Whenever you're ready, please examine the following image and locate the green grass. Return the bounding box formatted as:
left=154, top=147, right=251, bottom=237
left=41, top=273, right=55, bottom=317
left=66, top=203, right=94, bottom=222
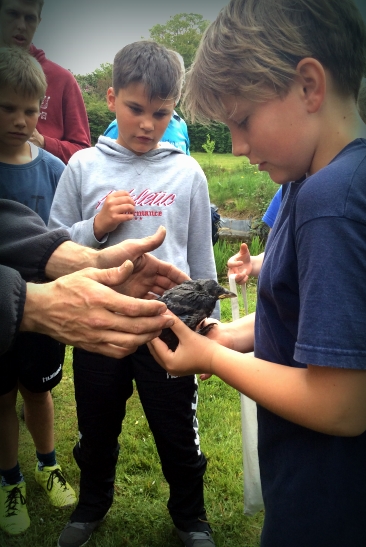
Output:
left=191, top=152, right=278, bottom=218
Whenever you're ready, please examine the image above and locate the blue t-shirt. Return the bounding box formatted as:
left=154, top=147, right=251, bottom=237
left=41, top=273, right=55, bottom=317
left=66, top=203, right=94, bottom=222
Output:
left=104, top=111, right=190, bottom=155
left=0, top=148, right=64, bottom=224
left=256, top=139, right=366, bottom=547
left=262, top=186, right=282, bottom=228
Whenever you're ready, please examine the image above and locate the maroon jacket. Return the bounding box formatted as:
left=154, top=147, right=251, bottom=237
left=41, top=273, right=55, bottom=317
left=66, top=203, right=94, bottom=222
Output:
left=30, top=45, right=91, bottom=164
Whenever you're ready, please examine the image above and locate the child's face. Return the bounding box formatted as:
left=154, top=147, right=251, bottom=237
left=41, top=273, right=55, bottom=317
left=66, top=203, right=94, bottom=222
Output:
left=221, top=84, right=318, bottom=183
left=0, top=0, right=40, bottom=49
left=107, top=82, right=175, bottom=155
left=0, top=86, right=40, bottom=150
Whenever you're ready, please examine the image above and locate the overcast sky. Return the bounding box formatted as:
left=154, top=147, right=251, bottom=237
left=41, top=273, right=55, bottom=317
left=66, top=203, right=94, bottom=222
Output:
left=34, top=0, right=229, bottom=75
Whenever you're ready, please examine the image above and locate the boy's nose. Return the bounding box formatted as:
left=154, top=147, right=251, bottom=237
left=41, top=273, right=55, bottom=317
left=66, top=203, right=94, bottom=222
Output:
left=231, top=132, right=250, bottom=157
left=14, top=115, right=26, bottom=127
left=139, top=118, right=154, bottom=132
left=16, top=16, right=27, bottom=30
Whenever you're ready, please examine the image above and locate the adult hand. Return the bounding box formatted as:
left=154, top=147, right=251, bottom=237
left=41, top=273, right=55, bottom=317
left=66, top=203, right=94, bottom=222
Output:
left=227, top=242, right=252, bottom=284
left=21, top=261, right=175, bottom=359
left=29, top=128, right=45, bottom=149
left=94, top=190, right=135, bottom=240
left=96, top=226, right=190, bottom=298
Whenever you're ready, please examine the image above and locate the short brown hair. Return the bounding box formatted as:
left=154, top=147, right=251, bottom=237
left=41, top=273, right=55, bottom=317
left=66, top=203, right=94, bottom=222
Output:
left=0, top=0, right=44, bottom=17
left=0, top=46, right=47, bottom=99
left=112, top=40, right=184, bottom=103
left=183, top=0, right=366, bottom=123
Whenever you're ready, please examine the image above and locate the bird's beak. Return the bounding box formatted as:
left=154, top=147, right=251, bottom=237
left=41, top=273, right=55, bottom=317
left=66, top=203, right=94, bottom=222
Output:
left=218, top=291, right=237, bottom=299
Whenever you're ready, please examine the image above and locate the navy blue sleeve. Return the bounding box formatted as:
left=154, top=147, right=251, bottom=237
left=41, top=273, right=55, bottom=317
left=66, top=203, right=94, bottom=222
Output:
left=294, top=215, right=366, bottom=369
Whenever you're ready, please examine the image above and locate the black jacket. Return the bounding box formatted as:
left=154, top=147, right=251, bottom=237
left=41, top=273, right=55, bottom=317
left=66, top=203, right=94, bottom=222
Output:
left=0, top=200, right=70, bottom=355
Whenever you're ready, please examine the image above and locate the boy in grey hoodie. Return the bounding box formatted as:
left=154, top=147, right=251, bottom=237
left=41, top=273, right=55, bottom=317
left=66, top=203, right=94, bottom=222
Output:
left=49, top=41, right=217, bottom=547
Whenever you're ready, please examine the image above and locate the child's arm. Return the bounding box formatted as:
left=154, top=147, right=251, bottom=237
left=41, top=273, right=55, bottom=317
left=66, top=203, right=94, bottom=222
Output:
left=227, top=243, right=264, bottom=283
left=93, top=191, right=135, bottom=241
left=148, top=317, right=366, bottom=437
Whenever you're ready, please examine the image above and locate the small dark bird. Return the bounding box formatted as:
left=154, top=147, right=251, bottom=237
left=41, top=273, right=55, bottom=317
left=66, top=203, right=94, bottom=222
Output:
left=158, top=279, right=236, bottom=350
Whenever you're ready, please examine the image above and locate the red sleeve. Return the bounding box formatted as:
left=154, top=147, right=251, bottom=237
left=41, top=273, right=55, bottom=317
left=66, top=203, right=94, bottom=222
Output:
left=35, top=56, right=91, bottom=164
left=42, top=77, right=91, bottom=163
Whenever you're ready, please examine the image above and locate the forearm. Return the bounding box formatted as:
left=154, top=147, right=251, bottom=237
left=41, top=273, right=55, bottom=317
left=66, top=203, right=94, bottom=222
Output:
left=44, top=241, right=98, bottom=279
left=216, top=313, right=256, bottom=353
left=251, top=253, right=265, bottom=277
left=210, top=349, right=366, bottom=436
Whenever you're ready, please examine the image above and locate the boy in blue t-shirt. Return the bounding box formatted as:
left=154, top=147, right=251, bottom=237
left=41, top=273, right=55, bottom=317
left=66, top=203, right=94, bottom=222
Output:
left=0, top=46, right=76, bottom=537
left=148, top=1, right=366, bottom=546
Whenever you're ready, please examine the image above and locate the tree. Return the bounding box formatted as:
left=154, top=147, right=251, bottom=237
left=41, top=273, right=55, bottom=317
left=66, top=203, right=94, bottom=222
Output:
left=74, top=63, right=113, bottom=101
left=147, top=13, right=210, bottom=69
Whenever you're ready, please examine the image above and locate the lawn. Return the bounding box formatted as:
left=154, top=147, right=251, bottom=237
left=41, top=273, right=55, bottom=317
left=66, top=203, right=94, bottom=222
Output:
left=191, top=152, right=278, bottom=219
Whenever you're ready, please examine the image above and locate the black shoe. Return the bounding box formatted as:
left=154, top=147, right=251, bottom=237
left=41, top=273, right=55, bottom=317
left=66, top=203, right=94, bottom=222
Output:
left=58, top=519, right=104, bottom=547
left=176, top=527, right=216, bottom=547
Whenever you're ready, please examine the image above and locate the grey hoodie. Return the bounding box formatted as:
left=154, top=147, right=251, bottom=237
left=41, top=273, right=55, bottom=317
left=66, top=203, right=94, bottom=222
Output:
left=49, top=136, right=218, bottom=300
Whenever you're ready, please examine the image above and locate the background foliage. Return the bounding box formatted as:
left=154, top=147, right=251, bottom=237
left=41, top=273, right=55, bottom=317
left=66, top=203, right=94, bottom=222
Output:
left=147, top=13, right=210, bottom=69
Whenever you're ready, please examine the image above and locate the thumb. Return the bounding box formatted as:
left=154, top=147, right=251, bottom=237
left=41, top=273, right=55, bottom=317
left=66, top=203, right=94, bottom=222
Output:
left=138, top=225, right=166, bottom=254
left=83, top=260, right=135, bottom=287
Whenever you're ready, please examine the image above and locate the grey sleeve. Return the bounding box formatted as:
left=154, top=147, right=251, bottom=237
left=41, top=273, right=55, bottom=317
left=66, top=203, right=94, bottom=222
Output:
left=48, top=163, right=106, bottom=248
left=187, top=173, right=220, bottom=319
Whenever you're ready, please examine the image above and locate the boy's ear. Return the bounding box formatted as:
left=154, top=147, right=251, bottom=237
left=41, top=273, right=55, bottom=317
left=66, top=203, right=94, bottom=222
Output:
left=296, top=58, right=326, bottom=114
left=107, top=87, right=116, bottom=113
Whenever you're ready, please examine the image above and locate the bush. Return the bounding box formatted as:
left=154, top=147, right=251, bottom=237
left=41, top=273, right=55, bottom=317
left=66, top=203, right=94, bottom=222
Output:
left=83, top=95, right=115, bottom=145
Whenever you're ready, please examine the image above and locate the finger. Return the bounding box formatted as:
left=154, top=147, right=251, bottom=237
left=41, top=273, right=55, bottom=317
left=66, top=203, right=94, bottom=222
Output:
left=154, top=261, right=190, bottom=286
left=147, top=338, right=171, bottom=366
left=239, top=242, right=249, bottom=254
left=199, top=373, right=212, bottom=381
left=81, top=263, right=168, bottom=315
left=135, top=226, right=167, bottom=254
left=79, top=341, right=139, bottom=359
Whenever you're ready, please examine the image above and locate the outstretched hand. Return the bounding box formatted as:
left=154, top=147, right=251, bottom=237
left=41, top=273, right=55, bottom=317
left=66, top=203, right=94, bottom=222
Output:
left=97, top=226, right=190, bottom=298
left=227, top=242, right=252, bottom=284
left=21, top=261, right=175, bottom=359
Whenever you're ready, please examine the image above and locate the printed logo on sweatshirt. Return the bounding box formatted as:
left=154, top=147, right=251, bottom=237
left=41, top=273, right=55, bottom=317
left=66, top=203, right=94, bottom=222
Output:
left=129, top=188, right=176, bottom=207
left=40, top=96, right=50, bottom=110
left=130, top=188, right=175, bottom=220
left=95, top=188, right=177, bottom=221
left=40, top=96, right=50, bottom=120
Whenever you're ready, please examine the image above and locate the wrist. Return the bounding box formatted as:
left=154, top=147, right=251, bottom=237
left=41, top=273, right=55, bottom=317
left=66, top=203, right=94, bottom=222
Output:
left=20, top=283, right=47, bottom=333
left=93, top=214, right=107, bottom=242
left=45, top=241, right=98, bottom=279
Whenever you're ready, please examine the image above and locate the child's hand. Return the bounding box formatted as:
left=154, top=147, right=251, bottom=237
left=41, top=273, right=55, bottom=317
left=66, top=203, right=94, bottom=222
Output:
left=94, top=190, right=135, bottom=240
left=148, top=315, right=217, bottom=377
left=227, top=242, right=252, bottom=284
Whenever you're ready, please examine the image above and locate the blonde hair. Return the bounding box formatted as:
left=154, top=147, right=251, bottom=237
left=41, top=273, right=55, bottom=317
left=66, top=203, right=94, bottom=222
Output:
left=113, top=40, right=184, bottom=103
left=0, top=47, right=47, bottom=99
left=182, top=0, right=366, bottom=123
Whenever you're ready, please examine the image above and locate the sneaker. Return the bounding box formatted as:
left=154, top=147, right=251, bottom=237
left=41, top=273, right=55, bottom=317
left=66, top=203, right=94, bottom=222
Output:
left=35, top=464, right=77, bottom=508
left=176, top=528, right=216, bottom=547
left=0, top=481, right=30, bottom=535
left=58, top=519, right=104, bottom=547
